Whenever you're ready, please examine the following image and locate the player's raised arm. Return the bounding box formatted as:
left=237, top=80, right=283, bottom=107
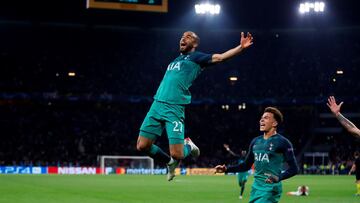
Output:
left=223, top=144, right=239, bottom=157
left=216, top=138, right=256, bottom=173
left=327, top=96, right=360, bottom=138
left=211, top=32, right=253, bottom=64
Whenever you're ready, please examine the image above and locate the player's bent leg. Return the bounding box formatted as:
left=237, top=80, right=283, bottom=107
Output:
left=166, top=143, right=182, bottom=181
left=164, top=113, right=188, bottom=181
left=165, top=138, right=200, bottom=181
left=237, top=174, right=242, bottom=187
left=137, top=135, right=171, bottom=165
left=169, top=142, right=185, bottom=160
left=239, top=182, right=245, bottom=199
left=136, top=135, right=154, bottom=152
left=169, top=138, right=199, bottom=160
left=138, top=101, right=165, bottom=153
left=240, top=181, right=246, bottom=192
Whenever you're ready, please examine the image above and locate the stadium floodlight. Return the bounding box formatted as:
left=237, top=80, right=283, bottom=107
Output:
left=314, top=2, right=325, bottom=12
left=229, top=76, right=238, bottom=81
left=299, top=1, right=325, bottom=14
left=238, top=103, right=246, bottom=111
left=336, top=70, right=343, bottom=75
left=68, top=71, right=76, bottom=77
left=195, top=3, right=221, bottom=15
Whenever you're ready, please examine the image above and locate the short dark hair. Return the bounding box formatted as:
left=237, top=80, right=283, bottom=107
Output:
left=264, top=107, right=284, bottom=126
left=187, top=31, right=200, bottom=45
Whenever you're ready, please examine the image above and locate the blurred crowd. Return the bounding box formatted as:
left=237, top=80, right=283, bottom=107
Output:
left=0, top=101, right=358, bottom=171
left=1, top=25, right=360, bottom=101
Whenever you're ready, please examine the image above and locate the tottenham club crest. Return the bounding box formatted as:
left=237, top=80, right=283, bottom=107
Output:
left=269, top=143, right=274, bottom=151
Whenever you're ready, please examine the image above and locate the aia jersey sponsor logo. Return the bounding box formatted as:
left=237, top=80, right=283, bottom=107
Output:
left=254, top=152, right=270, bottom=163
left=167, top=62, right=181, bottom=71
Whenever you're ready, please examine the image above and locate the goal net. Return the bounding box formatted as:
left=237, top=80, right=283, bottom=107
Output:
left=98, top=155, right=154, bottom=175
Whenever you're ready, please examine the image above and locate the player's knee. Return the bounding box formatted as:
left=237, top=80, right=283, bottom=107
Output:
left=170, top=152, right=184, bottom=160
left=136, top=142, right=150, bottom=152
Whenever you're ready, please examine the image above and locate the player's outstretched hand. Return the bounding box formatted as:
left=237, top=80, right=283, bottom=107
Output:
left=214, top=164, right=226, bottom=173
left=264, top=173, right=279, bottom=183
left=223, top=144, right=230, bottom=150
left=327, top=96, right=343, bottom=116
left=240, top=32, right=254, bottom=49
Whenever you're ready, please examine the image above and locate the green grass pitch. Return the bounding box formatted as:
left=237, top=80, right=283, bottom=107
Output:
left=0, top=174, right=358, bottom=203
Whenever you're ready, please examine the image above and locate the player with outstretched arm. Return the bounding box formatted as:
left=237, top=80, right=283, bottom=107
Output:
left=223, top=144, right=249, bottom=199
left=327, top=96, right=360, bottom=138
left=137, top=31, right=254, bottom=181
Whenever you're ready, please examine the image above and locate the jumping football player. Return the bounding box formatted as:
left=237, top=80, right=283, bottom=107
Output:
left=137, top=31, right=254, bottom=181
